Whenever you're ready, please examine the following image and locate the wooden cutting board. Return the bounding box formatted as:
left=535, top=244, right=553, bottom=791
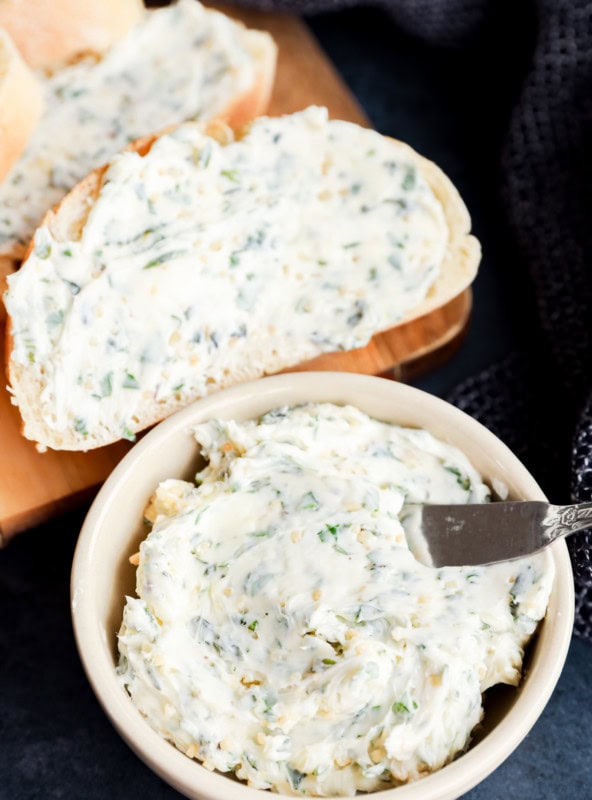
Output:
left=0, top=4, right=471, bottom=543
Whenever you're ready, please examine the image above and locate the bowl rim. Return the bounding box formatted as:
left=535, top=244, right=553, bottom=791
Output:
left=71, top=372, right=574, bottom=800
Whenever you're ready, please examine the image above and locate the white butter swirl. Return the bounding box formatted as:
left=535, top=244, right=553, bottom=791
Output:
left=118, top=403, right=553, bottom=796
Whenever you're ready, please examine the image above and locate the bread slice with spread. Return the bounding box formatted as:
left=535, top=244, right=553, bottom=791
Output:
left=0, top=0, right=277, bottom=265
left=4, top=107, right=481, bottom=451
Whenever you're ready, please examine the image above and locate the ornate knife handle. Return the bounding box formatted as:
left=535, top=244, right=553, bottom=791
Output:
left=542, top=502, right=592, bottom=544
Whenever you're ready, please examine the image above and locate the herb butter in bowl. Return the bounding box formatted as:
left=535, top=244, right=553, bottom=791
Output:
left=71, top=372, right=573, bottom=800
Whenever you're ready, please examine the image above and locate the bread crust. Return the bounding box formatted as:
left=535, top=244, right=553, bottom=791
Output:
left=0, top=0, right=144, bottom=72
left=0, top=30, right=43, bottom=183
left=221, top=28, right=277, bottom=130
left=387, top=139, right=480, bottom=325
left=6, top=120, right=480, bottom=451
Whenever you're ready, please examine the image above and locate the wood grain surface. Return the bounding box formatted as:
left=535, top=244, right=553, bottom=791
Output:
left=0, top=5, right=471, bottom=542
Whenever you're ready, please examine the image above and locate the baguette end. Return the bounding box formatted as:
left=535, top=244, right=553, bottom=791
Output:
left=0, top=30, right=44, bottom=183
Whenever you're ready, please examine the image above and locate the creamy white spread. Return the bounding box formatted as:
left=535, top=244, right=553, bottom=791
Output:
left=118, top=403, right=554, bottom=796
left=6, top=108, right=449, bottom=446
left=0, top=0, right=257, bottom=251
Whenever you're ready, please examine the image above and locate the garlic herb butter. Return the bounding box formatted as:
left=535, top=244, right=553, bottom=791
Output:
left=118, top=403, right=553, bottom=796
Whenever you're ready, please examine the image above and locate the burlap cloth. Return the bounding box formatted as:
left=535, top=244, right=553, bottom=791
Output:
left=234, top=0, right=592, bottom=640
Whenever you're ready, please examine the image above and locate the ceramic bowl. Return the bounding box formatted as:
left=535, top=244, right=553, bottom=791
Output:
left=71, top=372, right=574, bottom=800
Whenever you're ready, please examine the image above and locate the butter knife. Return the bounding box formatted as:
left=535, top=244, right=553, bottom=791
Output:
left=406, top=500, right=592, bottom=567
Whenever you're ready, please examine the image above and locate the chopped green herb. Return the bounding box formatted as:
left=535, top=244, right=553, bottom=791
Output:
left=35, top=242, right=51, bottom=259
left=318, top=523, right=340, bottom=542
left=64, top=279, right=81, bottom=295
left=295, top=297, right=311, bottom=314
left=402, top=167, right=416, bottom=191
left=221, top=168, right=240, bottom=183
left=262, top=695, right=276, bottom=717
left=244, top=571, right=273, bottom=596
left=392, top=701, right=410, bottom=714
left=351, top=182, right=362, bottom=194
left=173, top=383, right=184, bottom=392
left=229, top=253, right=240, bottom=267
left=343, top=241, right=360, bottom=249
left=444, top=465, right=471, bottom=491
left=62, top=249, right=73, bottom=257
left=143, top=250, right=184, bottom=269
left=287, top=767, right=306, bottom=790
left=123, top=373, right=140, bottom=389
left=317, top=259, right=328, bottom=266
left=199, top=142, right=213, bottom=167
left=322, top=658, right=336, bottom=665
left=46, top=310, right=64, bottom=329
left=248, top=620, right=258, bottom=632
left=245, top=229, right=266, bottom=249
left=99, top=372, right=113, bottom=398
left=509, top=597, right=520, bottom=619
left=74, top=417, right=88, bottom=436
left=122, top=427, right=137, bottom=442
left=248, top=530, right=271, bottom=538
left=383, top=197, right=407, bottom=210
left=299, top=491, right=319, bottom=511
left=347, top=300, right=366, bottom=327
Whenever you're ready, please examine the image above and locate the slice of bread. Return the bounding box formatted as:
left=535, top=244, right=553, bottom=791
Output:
left=0, top=0, right=144, bottom=72
left=0, top=0, right=277, bottom=265
left=0, top=30, right=43, bottom=183
left=4, top=108, right=480, bottom=451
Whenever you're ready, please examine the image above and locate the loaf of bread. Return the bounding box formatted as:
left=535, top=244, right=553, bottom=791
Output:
left=0, top=0, right=277, bottom=264
left=4, top=107, right=481, bottom=451
left=0, top=0, right=144, bottom=71
left=0, top=29, right=43, bottom=183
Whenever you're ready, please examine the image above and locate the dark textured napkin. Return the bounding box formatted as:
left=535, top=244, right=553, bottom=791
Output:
left=232, top=0, right=592, bottom=639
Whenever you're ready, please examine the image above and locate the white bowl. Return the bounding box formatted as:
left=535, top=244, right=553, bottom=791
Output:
left=71, top=372, right=574, bottom=800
